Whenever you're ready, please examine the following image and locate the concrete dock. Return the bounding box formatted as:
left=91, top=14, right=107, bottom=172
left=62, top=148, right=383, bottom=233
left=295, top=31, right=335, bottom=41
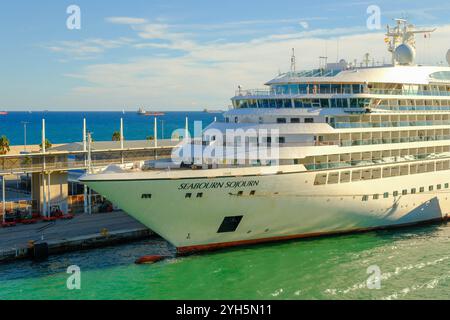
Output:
left=0, top=211, right=156, bottom=263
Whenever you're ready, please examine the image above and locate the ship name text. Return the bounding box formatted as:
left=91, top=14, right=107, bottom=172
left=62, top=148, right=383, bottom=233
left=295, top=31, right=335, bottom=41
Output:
left=178, top=180, right=259, bottom=190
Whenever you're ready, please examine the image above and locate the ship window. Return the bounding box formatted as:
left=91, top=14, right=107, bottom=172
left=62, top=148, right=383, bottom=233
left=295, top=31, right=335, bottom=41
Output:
left=383, top=192, right=389, bottom=198
left=291, top=118, right=300, bottom=123
left=362, top=195, right=369, bottom=201
left=340, top=171, right=351, bottom=183
left=327, top=172, right=339, bottom=184
left=430, top=71, right=450, bottom=81
left=237, top=191, right=243, bottom=197
left=351, top=170, right=361, bottom=182
left=197, top=192, right=203, bottom=198
left=314, top=173, right=327, bottom=185
left=217, top=216, right=243, bottom=233
left=429, top=186, right=434, bottom=191
left=304, top=118, right=314, bottom=123
left=382, top=167, right=391, bottom=178
left=277, top=118, right=287, bottom=123
left=185, top=193, right=192, bottom=198
left=391, top=167, right=400, bottom=177
left=437, top=184, right=442, bottom=190
left=250, top=190, right=256, bottom=196
left=362, top=169, right=371, bottom=180
left=234, top=117, right=238, bottom=123
left=393, top=191, right=399, bottom=197
left=141, top=194, right=152, bottom=199
left=445, top=183, right=449, bottom=189
left=402, top=190, right=407, bottom=195
left=411, top=188, right=416, bottom=194
left=400, top=165, right=409, bottom=176
left=352, top=84, right=362, bottom=94
left=373, top=194, right=379, bottom=200
left=278, top=137, right=286, bottom=144
left=420, top=187, right=425, bottom=193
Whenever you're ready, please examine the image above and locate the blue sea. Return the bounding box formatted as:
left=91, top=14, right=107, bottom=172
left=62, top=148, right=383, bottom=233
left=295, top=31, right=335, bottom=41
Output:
left=0, top=111, right=223, bottom=145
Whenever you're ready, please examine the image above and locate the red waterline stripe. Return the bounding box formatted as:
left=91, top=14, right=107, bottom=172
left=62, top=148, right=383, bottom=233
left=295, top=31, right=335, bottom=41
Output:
left=176, top=216, right=448, bottom=255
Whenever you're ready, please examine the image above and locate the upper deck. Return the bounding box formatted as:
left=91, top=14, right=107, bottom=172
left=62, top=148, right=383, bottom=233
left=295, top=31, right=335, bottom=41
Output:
left=233, top=66, right=450, bottom=102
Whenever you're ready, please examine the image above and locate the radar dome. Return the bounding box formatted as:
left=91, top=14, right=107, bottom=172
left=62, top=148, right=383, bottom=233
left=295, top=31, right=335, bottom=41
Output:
left=446, top=49, right=450, bottom=66
left=395, top=44, right=415, bottom=65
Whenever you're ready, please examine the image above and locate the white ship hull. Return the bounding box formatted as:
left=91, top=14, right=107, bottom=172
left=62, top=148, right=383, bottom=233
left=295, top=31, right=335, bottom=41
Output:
left=81, top=166, right=450, bottom=254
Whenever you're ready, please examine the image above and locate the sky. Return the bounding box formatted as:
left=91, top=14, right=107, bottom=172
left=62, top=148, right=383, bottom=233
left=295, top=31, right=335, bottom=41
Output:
left=1, top=0, right=450, bottom=111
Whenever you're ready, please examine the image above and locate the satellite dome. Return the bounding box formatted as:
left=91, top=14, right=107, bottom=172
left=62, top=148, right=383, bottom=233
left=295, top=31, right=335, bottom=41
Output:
left=395, top=44, right=415, bottom=65
left=446, top=49, right=450, bottom=66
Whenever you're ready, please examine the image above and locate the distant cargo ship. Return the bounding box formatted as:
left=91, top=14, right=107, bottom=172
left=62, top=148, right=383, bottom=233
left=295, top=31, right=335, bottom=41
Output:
left=0, top=111, right=8, bottom=115
left=203, top=108, right=224, bottom=113
left=137, top=107, right=165, bottom=116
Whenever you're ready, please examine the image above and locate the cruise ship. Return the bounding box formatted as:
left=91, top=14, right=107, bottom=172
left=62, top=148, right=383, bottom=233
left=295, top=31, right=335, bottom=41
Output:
left=80, top=20, right=450, bottom=254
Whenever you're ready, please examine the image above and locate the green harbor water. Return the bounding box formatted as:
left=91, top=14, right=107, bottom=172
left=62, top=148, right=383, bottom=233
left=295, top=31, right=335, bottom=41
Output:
left=2, top=223, right=450, bottom=300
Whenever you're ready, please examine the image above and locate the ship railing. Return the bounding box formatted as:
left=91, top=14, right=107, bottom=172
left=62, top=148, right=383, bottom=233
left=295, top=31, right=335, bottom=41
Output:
left=206, top=141, right=339, bottom=148
left=332, top=120, right=450, bottom=129
left=235, top=88, right=450, bottom=97
left=369, top=88, right=450, bottom=96
left=235, top=89, right=272, bottom=96
left=187, top=135, right=450, bottom=149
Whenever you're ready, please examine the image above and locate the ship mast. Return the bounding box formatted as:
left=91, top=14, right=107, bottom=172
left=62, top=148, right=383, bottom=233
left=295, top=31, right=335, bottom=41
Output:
left=385, top=18, right=436, bottom=65
left=290, top=48, right=296, bottom=73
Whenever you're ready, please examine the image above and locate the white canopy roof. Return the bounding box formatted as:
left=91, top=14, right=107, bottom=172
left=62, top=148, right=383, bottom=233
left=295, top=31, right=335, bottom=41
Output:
left=266, top=65, right=450, bottom=85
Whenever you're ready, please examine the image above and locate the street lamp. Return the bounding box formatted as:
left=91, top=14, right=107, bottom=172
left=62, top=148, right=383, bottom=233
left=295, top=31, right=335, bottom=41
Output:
left=160, top=119, right=165, bottom=140
left=21, top=121, right=29, bottom=152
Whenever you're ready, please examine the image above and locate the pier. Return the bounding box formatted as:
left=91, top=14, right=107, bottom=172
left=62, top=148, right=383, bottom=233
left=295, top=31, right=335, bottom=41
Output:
left=0, top=210, right=155, bottom=263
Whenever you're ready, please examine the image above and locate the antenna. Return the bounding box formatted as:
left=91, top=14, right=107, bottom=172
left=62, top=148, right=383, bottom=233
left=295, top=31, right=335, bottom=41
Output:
left=336, top=39, right=340, bottom=63
left=319, top=56, right=328, bottom=69
left=290, top=48, right=296, bottom=73
left=363, top=53, right=370, bottom=67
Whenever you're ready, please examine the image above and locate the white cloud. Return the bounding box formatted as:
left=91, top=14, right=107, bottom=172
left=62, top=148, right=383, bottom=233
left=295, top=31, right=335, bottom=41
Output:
left=133, top=23, right=172, bottom=40
left=44, top=38, right=135, bottom=60
left=106, top=17, right=148, bottom=25
left=299, top=21, right=309, bottom=29
left=57, top=20, right=450, bottom=110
